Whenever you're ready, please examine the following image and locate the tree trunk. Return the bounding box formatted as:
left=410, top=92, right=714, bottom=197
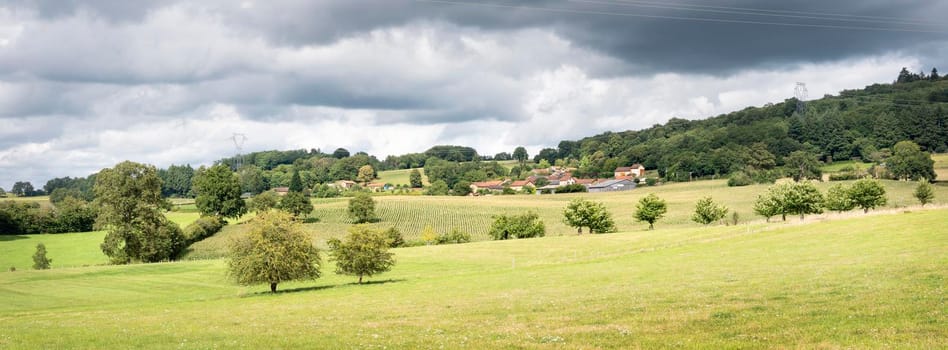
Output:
left=358, top=275, right=363, bottom=284
left=649, top=222, right=654, bottom=230
left=577, top=227, right=582, bottom=235
left=270, top=282, right=277, bottom=293
left=782, top=213, right=786, bottom=221
left=863, top=208, right=869, bottom=213
left=800, top=213, right=805, bottom=221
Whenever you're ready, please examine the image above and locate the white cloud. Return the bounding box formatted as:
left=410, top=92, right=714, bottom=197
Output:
left=0, top=2, right=933, bottom=189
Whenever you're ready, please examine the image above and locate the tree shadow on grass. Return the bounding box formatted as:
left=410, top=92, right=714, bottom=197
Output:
left=241, top=279, right=407, bottom=297
left=0, top=235, right=28, bottom=241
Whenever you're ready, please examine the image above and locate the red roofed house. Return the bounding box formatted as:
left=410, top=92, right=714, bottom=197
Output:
left=470, top=180, right=507, bottom=193
left=508, top=179, right=536, bottom=192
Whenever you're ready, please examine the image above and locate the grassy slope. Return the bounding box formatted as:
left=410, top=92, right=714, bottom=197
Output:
left=183, top=178, right=948, bottom=259
left=376, top=167, right=429, bottom=186
left=0, top=212, right=200, bottom=269
left=0, top=209, right=944, bottom=348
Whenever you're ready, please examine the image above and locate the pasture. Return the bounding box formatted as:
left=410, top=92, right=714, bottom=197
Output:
left=0, top=208, right=944, bottom=348
left=376, top=167, right=429, bottom=186
left=184, top=178, right=948, bottom=259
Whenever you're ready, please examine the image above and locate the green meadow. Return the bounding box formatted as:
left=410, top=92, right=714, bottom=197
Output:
left=1, top=208, right=945, bottom=348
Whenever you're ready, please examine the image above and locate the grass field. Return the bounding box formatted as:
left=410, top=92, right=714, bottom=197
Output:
left=0, top=208, right=944, bottom=348
left=182, top=178, right=948, bottom=259
left=933, top=153, right=948, bottom=182
left=376, top=167, right=429, bottom=186
left=0, top=211, right=201, bottom=270
left=819, top=160, right=872, bottom=173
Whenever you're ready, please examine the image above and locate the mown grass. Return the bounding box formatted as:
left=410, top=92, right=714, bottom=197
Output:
left=184, top=178, right=948, bottom=259
left=0, top=212, right=200, bottom=270
left=820, top=160, right=872, bottom=173
left=0, top=209, right=944, bottom=348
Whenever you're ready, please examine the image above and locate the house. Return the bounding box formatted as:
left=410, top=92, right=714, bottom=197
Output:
left=614, top=164, right=646, bottom=178
left=587, top=178, right=636, bottom=193
left=470, top=180, right=507, bottom=192
left=572, top=178, right=598, bottom=186
left=273, top=187, right=290, bottom=196
left=508, top=179, right=536, bottom=192
left=334, top=180, right=357, bottom=190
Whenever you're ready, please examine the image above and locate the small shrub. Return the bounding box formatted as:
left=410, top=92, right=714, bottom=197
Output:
left=645, top=178, right=658, bottom=186
left=437, top=228, right=471, bottom=244
left=727, top=172, right=753, bottom=187
left=32, top=243, right=51, bottom=270
left=489, top=212, right=546, bottom=240
left=420, top=225, right=439, bottom=245
left=730, top=211, right=739, bottom=226
left=183, top=216, right=225, bottom=245
left=385, top=227, right=404, bottom=248
left=914, top=180, right=934, bottom=206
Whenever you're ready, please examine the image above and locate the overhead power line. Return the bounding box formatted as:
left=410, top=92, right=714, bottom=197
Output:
left=416, top=0, right=948, bottom=34
left=571, top=0, right=947, bottom=28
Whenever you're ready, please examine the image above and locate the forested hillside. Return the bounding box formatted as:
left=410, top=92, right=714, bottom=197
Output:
left=556, top=72, right=948, bottom=179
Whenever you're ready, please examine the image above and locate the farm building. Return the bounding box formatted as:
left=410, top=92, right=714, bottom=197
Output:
left=614, top=164, right=646, bottom=178
left=588, top=178, right=636, bottom=193
left=334, top=180, right=357, bottom=190
left=470, top=180, right=507, bottom=192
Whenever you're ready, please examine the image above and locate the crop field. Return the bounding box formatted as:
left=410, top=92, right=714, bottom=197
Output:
left=1, top=208, right=945, bottom=348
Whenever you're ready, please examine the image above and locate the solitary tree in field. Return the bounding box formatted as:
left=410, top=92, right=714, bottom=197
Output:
left=563, top=198, right=616, bottom=234
left=32, top=243, right=51, bottom=270
left=95, top=161, right=185, bottom=264
left=348, top=192, right=377, bottom=224
left=409, top=169, right=423, bottom=188
left=848, top=178, right=887, bottom=213
left=692, top=196, right=728, bottom=225
left=279, top=191, right=313, bottom=218
left=228, top=211, right=321, bottom=292
left=824, top=183, right=855, bottom=213
left=327, top=225, right=395, bottom=284
left=357, top=165, right=375, bottom=185
left=914, top=180, right=934, bottom=206
left=634, top=193, right=668, bottom=230
left=192, top=164, right=247, bottom=220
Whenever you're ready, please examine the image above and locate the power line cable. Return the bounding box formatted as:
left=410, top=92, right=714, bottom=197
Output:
left=571, top=0, right=947, bottom=28
left=584, top=0, right=944, bottom=26
left=416, top=0, right=948, bottom=34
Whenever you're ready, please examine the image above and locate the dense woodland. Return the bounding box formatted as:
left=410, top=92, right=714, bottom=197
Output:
left=6, top=69, right=948, bottom=200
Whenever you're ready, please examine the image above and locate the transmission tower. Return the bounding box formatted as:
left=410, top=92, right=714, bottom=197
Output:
left=230, top=133, right=247, bottom=170
left=794, top=82, right=808, bottom=115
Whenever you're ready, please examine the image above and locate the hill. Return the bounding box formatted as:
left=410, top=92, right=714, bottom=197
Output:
left=1, top=208, right=945, bottom=348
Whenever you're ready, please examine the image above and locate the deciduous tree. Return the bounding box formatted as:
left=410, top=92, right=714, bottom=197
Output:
left=914, top=180, right=934, bottom=206
left=563, top=199, right=616, bottom=234
left=347, top=192, right=377, bottom=224
left=279, top=191, right=313, bottom=218
left=95, top=161, right=185, bottom=264
left=327, top=225, right=395, bottom=284
left=409, top=169, right=423, bottom=188
left=848, top=178, right=887, bottom=213
left=692, top=196, right=728, bottom=225
left=489, top=212, right=545, bottom=240
left=192, top=164, right=247, bottom=220
left=888, top=141, right=936, bottom=181
left=228, top=211, right=321, bottom=292
left=824, top=183, right=855, bottom=213
left=634, top=193, right=668, bottom=230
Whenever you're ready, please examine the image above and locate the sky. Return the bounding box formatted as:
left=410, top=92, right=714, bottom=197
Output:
left=1, top=0, right=946, bottom=189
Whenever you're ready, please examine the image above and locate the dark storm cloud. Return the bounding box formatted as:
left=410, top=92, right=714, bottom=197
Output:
left=10, top=0, right=944, bottom=75
left=218, top=0, right=948, bottom=74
